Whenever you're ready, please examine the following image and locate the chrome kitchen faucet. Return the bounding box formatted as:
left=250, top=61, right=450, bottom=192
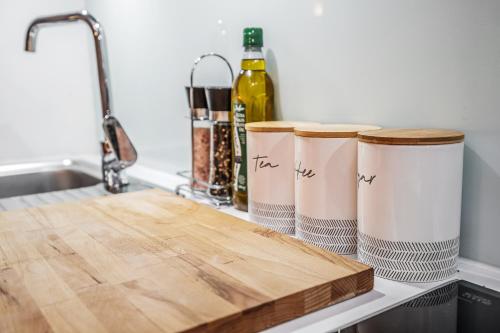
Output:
left=25, top=10, right=137, bottom=193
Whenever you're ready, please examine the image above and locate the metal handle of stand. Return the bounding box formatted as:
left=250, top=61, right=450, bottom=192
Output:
left=189, top=53, right=234, bottom=111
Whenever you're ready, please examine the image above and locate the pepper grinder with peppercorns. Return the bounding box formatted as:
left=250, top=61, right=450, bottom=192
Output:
left=206, top=87, right=232, bottom=200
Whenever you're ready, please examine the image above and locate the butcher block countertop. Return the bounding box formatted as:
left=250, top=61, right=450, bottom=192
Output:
left=0, top=189, right=373, bottom=333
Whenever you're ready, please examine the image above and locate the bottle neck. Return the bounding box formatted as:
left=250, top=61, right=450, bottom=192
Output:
left=241, top=46, right=265, bottom=71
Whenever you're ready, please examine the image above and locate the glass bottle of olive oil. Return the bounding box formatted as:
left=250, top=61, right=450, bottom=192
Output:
left=231, top=27, right=274, bottom=211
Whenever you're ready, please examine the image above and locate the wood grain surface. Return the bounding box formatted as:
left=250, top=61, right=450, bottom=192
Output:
left=245, top=121, right=317, bottom=132
left=358, top=128, right=465, bottom=145
left=294, top=124, right=381, bottom=138
left=0, top=189, right=373, bottom=333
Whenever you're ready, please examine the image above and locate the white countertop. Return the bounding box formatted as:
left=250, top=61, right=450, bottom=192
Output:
left=22, top=156, right=500, bottom=333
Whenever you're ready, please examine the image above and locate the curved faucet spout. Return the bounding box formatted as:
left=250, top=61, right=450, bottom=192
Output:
left=25, top=10, right=111, bottom=117
left=25, top=10, right=137, bottom=193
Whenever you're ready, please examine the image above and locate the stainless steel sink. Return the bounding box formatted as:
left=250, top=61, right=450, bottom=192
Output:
left=0, top=160, right=152, bottom=211
left=0, top=169, right=100, bottom=199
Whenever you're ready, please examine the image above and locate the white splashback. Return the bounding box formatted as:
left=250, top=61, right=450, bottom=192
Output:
left=85, top=0, right=500, bottom=267
left=0, top=0, right=99, bottom=163
left=1, top=0, right=499, bottom=267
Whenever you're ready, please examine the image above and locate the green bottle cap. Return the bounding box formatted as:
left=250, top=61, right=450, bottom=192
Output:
left=243, top=27, right=263, bottom=47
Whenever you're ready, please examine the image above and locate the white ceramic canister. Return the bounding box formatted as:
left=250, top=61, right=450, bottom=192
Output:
left=246, top=121, right=316, bottom=234
left=294, top=124, right=380, bottom=254
left=357, top=129, right=465, bottom=282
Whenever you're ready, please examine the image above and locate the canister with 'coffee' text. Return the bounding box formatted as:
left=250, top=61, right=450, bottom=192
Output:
left=294, top=124, right=380, bottom=254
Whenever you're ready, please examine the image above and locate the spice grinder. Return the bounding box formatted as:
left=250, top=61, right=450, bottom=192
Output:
left=205, top=87, right=232, bottom=198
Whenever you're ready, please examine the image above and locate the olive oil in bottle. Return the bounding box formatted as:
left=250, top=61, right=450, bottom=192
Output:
left=231, top=27, right=274, bottom=211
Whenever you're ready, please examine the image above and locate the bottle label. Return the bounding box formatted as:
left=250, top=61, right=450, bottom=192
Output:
left=233, top=102, right=247, bottom=193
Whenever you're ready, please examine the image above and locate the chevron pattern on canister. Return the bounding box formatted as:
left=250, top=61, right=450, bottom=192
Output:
left=357, top=231, right=459, bottom=282
left=296, top=214, right=357, bottom=254
left=249, top=201, right=295, bottom=235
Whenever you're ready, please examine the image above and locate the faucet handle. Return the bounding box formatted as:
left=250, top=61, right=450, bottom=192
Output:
left=102, top=115, right=138, bottom=170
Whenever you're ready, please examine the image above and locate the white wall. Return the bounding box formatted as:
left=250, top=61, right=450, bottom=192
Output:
left=0, top=0, right=99, bottom=163
left=2, top=0, right=499, bottom=267
left=86, top=0, right=500, bottom=267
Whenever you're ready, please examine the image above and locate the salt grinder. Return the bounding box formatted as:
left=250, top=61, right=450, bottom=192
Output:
left=185, top=86, right=210, bottom=190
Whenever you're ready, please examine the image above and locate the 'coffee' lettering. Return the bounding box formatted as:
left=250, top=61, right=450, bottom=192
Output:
left=295, top=161, right=316, bottom=180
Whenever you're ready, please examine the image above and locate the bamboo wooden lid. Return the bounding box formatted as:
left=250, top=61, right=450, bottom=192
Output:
left=358, top=128, right=465, bottom=145
left=294, top=124, right=381, bottom=138
left=245, top=121, right=317, bottom=133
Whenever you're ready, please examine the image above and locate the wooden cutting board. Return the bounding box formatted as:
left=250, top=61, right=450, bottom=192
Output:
left=0, top=189, right=373, bottom=333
